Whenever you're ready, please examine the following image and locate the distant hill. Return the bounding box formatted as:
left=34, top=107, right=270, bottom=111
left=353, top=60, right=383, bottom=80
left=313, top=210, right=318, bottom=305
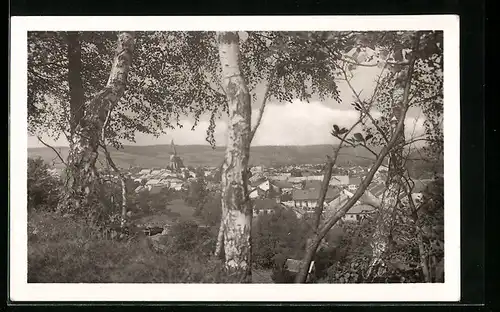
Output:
left=28, top=144, right=443, bottom=176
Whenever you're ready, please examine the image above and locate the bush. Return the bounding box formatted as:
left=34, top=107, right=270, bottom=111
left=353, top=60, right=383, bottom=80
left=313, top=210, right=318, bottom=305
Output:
left=198, top=194, right=222, bottom=226
left=252, top=208, right=307, bottom=269
left=27, top=157, right=62, bottom=212
left=168, top=220, right=201, bottom=251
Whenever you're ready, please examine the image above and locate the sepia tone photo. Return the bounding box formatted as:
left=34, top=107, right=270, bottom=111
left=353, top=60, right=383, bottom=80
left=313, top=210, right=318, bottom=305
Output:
left=11, top=16, right=460, bottom=302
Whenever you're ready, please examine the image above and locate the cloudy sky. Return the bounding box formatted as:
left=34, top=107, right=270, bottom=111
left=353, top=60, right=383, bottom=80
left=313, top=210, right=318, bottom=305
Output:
left=28, top=64, right=425, bottom=148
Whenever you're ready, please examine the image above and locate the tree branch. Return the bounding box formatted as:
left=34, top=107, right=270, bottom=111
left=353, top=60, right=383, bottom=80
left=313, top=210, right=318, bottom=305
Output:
left=340, top=64, right=390, bottom=144
left=295, top=73, right=413, bottom=283
left=36, top=136, right=67, bottom=166
left=250, top=66, right=277, bottom=143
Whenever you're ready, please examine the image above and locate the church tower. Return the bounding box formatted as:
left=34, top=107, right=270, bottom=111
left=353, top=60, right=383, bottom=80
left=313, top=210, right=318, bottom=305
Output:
left=169, top=139, right=185, bottom=171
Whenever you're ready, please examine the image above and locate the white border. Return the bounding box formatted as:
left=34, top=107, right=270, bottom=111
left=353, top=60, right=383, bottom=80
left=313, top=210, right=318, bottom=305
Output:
left=10, top=15, right=460, bottom=302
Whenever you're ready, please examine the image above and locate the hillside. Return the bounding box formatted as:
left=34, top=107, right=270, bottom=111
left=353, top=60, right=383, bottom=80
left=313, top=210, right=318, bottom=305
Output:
left=28, top=144, right=442, bottom=175
left=28, top=144, right=379, bottom=168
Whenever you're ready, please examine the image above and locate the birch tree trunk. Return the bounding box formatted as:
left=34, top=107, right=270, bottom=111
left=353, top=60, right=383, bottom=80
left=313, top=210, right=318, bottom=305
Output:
left=101, top=144, right=128, bottom=223
left=216, top=32, right=253, bottom=282
left=60, top=32, right=135, bottom=217
left=214, top=214, right=225, bottom=258
left=366, top=33, right=420, bottom=280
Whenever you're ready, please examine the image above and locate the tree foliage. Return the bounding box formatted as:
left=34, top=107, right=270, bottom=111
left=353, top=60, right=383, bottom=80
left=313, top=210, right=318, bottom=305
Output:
left=252, top=208, right=307, bottom=269
left=27, top=157, right=62, bottom=212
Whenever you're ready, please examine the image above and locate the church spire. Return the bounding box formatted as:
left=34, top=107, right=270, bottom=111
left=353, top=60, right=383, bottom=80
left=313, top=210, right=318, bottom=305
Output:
left=171, top=139, right=177, bottom=156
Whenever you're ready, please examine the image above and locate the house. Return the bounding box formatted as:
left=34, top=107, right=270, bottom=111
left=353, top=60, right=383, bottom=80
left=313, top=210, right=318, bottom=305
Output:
left=139, top=169, right=151, bottom=175
left=329, top=175, right=350, bottom=186
left=304, top=175, right=324, bottom=181
left=271, top=180, right=295, bottom=194
left=348, top=176, right=362, bottom=191
left=288, top=176, right=307, bottom=184
left=145, top=179, right=163, bottom=189
left=163, top=177, right=184, bottom=191
left=324, top=190, right=377, bottom=222
left=249, top=178, right=280, bottom=199
left=151, top=169, right=162, bottom=176
left=250, top=166, right=264, bottom=174
left=249, top=173, right=265, bottom=184
left=159, top=171, right=177, bottom=179
left=342, top=204, right=376, bottom=222
left=292, top=187, right=341, bottom=212
left=303, top=180, right=323, bottom=190
left=268, top=173, right=291, bottom=181
left=252, top=199, right=284, bottom=217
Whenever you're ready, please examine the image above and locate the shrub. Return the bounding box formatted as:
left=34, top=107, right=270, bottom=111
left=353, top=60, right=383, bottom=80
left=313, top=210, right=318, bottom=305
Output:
left=27, top=157, right=62, bottom=212
left=252, top=208, right=307, bottom=269
left=199, top=194, right=222, bottom=226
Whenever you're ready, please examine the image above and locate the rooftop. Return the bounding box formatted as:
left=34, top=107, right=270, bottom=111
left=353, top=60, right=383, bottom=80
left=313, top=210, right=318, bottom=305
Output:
left=350, top=176, right=362, bottom=185
left=292, top=187, right=341, bottom=201
left=253, top=198, right=282, bottom=211
left=271, top=180, right=295, bottom=189
left=346, top=204, right=376, bottom=214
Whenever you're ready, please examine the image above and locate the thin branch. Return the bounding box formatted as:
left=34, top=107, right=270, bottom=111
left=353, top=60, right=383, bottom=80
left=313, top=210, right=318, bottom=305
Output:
left=296, top=35, right=421, bottom=282
left=340, top=64, right=390, bottom=144
left=36, top=136, right=67, bottom=166
left=401, top=138, right=438, bottom=147
left=250, top=66, right=277, bottom=143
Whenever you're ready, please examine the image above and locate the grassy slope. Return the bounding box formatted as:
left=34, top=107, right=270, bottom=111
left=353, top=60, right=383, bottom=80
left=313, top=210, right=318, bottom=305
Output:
left=27, top=211, right=241, bottom=283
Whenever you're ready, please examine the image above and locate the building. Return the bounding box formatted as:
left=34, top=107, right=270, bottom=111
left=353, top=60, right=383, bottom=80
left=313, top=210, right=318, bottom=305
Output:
left=303, top=180, right=323, bottom=190
left=138, top=169, right=151, bottom=175
left=249, top=178, right=280, bottom=199
left=162, top=177, right=185, bottom=191
left=271, top=180, right=295, bottom=194
left=252, top=199, right=284, bottom=217
left=250, top=165, right=264, bottom=174
left=268, top=173, right=291, bottom=181
left=292, top=187, right=341, bottom=212
left=342, top=204, right=376, bottom=222
left=329, top=175, right=350, bottom=186
left=169, top=139, right=185, bottom=171
left=324, top=189, right=377, bottom=222
left=348, top=176, right=362, bottom=191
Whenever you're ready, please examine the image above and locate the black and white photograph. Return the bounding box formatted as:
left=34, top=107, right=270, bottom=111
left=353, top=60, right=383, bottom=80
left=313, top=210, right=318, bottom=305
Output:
left=10, top=16, right=460, bottom=302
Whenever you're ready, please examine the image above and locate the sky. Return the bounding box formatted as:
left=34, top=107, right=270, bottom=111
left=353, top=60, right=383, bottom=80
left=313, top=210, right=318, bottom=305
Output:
left=27, top=62, right=425, bottom=148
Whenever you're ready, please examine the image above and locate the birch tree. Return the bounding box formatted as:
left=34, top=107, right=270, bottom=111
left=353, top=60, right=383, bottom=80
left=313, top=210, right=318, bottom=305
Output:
left=212, top=31, right=346, bottom=258
left=29, top=31, right=219, bottom=223
left=293, top=31, right=443, bottom=283
left=28, top=31, right=136, bottom=221
left=215, top=32, right=253, bottom=281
